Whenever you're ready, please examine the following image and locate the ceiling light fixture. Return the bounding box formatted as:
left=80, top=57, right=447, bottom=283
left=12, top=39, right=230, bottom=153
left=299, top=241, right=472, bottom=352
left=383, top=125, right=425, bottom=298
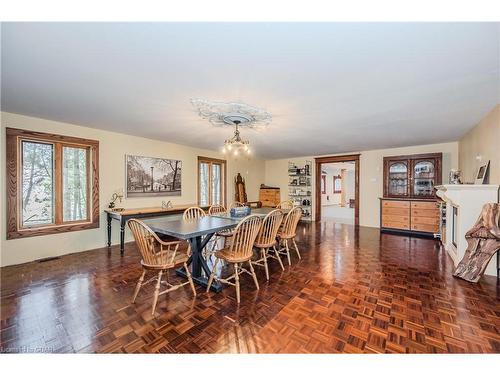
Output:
left=191, top=99, right=272, bottom=156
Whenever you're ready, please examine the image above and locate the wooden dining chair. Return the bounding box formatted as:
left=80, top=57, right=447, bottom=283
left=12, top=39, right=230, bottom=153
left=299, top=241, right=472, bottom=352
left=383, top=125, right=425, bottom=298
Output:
left=128, top=219, right=196, bottom=316
left=208, top=204, right=226, bottom=215
left=276, top=207, right=303, bottom=265
left=276, top=200, right=294, bottom=210
left=251, top=209, right=284, bottom=280
left=183, top=206, right=206, bottom=220
left=206, top=215, right=263, bottom=304
left=206, top=204, right=228, bottom=257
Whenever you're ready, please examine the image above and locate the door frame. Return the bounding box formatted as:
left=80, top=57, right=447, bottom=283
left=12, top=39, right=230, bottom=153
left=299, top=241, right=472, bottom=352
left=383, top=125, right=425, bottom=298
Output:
left=314, top=154, right=360, bottom=225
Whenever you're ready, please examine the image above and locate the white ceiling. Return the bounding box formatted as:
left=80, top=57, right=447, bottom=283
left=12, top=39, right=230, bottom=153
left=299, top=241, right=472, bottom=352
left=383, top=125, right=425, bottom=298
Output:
left=1, top=23, right=499, bottom=159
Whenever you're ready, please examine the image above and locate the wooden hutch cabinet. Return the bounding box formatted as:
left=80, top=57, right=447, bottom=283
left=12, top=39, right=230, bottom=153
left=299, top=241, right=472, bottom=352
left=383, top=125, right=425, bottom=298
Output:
left=380, top=153, right=442, bottom=236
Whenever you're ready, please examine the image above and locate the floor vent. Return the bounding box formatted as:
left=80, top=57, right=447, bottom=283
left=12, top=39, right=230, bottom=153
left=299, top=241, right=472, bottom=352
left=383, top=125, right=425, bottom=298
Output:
left=38, top=256, right=61, bottom=263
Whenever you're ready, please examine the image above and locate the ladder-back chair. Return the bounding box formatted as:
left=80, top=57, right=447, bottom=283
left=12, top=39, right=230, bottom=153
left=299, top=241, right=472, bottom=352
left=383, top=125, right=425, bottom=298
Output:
left=128, top=219, right=196, bottom=316
left=206, top=215, right=262, bottom=303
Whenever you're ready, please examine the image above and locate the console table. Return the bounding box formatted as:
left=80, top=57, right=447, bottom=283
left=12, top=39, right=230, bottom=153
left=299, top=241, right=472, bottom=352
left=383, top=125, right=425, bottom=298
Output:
left=105, top=205, right=206, bottom=254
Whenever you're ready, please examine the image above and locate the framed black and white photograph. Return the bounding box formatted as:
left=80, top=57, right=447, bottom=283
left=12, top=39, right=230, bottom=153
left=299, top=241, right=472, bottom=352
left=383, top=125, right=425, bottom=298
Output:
left=474, top=160, right=490, bottom=185
left=126, top=155, right=182, bottom=197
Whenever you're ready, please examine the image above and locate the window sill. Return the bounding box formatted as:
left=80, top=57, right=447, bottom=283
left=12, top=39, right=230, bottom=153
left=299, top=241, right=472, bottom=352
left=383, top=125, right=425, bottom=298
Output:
left=7, top=221, right=100, bottom=240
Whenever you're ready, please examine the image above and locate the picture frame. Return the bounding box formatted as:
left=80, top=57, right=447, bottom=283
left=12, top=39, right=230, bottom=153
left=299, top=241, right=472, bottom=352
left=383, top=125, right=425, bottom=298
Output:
left=125, top=154, right=182, bottom=197
left=474, top=160, right=490, bottom=185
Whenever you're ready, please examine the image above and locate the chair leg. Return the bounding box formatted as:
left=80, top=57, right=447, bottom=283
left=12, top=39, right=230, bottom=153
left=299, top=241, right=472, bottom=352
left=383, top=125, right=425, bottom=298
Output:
left=261, top=248, right=269, bottom=281
left=292, top=238, right=301, bottom=260
left=248, top=261, right=260, bottom=290
left=273, top=245, right=285, bottom=270
left=206, top=258, right=219, bottom=292
left=151, top=270, right=163, bottom=316
left=234, top=263, right=241, bottom=304
left=132, top=270, right=146, bottom=303
left=285, top=240, right=292, bottom=266
left=184, top=263, right=197, bottom=296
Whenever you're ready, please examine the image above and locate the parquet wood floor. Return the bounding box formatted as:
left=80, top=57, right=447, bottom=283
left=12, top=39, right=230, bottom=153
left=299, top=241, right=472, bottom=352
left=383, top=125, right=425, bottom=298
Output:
left=1, top=221, right=499, bottom=353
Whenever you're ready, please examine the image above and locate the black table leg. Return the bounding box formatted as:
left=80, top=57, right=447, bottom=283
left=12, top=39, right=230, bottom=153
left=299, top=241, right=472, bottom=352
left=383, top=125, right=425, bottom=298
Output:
left=176, top=233, right=222, bottom=292
left=107, top=214, right=112, bottom=248
left=120, top=219, right=125, bottom=255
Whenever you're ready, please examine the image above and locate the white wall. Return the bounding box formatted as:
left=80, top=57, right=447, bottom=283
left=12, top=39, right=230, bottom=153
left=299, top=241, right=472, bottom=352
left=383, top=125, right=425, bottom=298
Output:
left=265, top=142, right=459, bottom=228
left=459, top=104, right=500, bottom=184
left=1, top=112, right=265, bottom=266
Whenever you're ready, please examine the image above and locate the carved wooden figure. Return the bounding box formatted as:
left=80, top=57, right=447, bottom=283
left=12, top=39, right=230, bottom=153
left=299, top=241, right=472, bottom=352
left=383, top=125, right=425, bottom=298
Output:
left=453, top=203, right=500, bottom=282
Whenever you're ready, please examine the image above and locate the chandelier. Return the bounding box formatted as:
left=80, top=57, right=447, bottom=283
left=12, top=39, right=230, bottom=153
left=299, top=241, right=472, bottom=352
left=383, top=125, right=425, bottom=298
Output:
left=222, top=120, right=250, bottom=156
left=191, top=99, right=272, bottom=156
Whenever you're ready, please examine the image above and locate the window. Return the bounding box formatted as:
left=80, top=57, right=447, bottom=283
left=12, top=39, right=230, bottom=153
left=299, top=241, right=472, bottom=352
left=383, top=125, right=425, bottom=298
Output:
left=6, top=128, right=99, bottom=239
left=198, top=156, right=226, bottom=207
left=333, top=175, right=342, bottom=194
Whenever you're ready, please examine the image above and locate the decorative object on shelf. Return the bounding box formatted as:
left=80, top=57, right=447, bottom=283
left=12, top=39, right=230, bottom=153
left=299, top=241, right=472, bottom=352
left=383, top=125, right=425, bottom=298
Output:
left=126, top=155, right=181, bottom=198
left=108, top=191, right=124, bottom=209
left=162, top=200, right=173, bottom=210
left=288, top=161, right=312, bottom=221
left=191, top=99, right=272, bottom=156
left=474, top=160, right=490, bottom=185
left=234, top=173, right=262, bottom=208
left=453, top=203, right=500, bottom=282
left=333, top=175, right=342, bottom=193
left=448, top=169, right=462, bottom=184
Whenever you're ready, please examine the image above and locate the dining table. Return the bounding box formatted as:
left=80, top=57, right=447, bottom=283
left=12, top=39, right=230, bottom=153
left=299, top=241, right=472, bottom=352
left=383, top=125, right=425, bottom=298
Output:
left=144, top=207, right=287, bottom=292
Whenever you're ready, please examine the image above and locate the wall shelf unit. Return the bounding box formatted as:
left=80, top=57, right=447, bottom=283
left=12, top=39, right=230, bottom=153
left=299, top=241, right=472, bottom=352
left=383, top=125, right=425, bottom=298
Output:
left=288, top=161, right=312, bottom=221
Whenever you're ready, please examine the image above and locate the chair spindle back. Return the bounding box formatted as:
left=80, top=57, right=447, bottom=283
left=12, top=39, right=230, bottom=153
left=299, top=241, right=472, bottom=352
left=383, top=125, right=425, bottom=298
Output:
left=228, top=215, right=262, bottom=259
left=128, top=219, right=180, bottom=267
left=208, top=204, right=227, bottom=215
left=281, top=207, right=302, bottom=237
left=276, top=200, right=294, bottom=210
left=183, top=206, right=206, bottom=221
left=255, top=209, right=284, bottom=247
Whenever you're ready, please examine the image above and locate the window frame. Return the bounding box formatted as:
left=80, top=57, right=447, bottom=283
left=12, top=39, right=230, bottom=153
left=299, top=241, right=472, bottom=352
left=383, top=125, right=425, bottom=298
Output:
left=6, top=127, right=100, bottom=239
left=197, top=156, right=226, bottom=207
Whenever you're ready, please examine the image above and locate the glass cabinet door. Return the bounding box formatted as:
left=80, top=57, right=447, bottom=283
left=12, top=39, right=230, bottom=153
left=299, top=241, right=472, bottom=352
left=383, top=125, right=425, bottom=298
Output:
left=412, top=159, right=436, bottom=197
left=388, top=161, right=408, bottom=196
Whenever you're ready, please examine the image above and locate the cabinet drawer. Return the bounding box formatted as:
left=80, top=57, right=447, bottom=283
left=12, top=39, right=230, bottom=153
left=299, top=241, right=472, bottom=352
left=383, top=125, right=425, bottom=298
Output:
left=382, top=221, right=410, bottom=230
left=411, top=201, right=438, bottom=210
left=411, top=208, right=439, bottom=218
left=382, top=207, right=410, bottom=216
left=382, top=214, right=409, bottom=224
left=411, top=216, right=439, bottom=225
left=382, top=200, right=410, bottom=208
left=411, top=223, right=439, bottom=233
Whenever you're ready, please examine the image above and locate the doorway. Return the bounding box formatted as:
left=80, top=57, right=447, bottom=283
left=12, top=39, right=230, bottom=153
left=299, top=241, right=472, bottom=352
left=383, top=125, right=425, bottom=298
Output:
left=315, top=154, right=360, bottom=225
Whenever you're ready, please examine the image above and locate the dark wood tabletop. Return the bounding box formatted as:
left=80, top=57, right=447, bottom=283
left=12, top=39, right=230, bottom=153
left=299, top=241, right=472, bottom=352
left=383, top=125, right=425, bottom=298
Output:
left=144, top=216, right=238, bottom=240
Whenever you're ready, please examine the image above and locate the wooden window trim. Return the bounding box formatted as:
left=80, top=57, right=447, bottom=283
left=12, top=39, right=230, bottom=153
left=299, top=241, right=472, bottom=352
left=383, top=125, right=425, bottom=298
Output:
left=321, top=175, right=326, bottom=194
left=6, top=127, right=100, bottom=239
left=197, top=156, right=227, bottom=207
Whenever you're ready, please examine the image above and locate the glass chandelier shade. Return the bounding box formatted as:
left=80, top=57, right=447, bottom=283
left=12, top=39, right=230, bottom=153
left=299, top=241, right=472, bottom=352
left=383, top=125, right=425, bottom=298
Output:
left=222, top=122, right=251, bottom=156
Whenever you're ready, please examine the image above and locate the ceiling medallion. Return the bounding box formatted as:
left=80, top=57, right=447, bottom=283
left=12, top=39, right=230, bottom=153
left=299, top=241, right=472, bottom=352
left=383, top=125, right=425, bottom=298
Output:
left=191, top=99, right=272, bottom=156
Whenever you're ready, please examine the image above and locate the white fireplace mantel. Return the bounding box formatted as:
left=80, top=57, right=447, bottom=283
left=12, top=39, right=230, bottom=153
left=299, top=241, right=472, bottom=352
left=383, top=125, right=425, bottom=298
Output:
left=435, top=184, right=499, bottom=276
